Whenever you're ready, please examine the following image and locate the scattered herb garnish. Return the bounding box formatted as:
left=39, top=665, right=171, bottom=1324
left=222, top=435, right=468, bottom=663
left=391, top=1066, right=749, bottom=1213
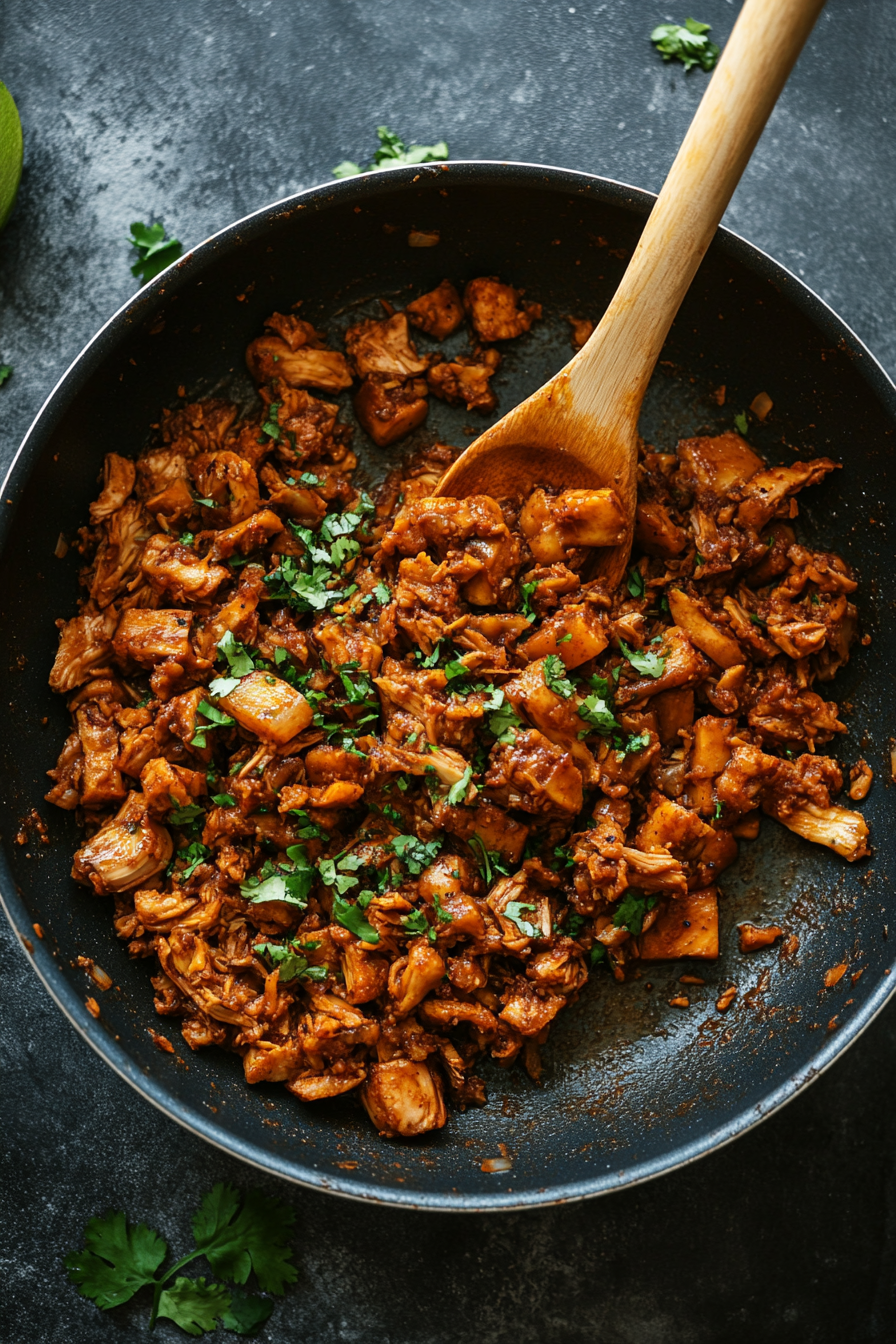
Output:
left=333, top=124, right=449, bottom=178
left=211, top=792, right=236, bottom=808
left=239, top=845, right=315, bottom=907
left=734, top=411, right=749, bottom=436
left=446, top=764, right=474, bottom=807
left=469, top=835, right=509, bottom=886
left=503, top=900, right=541, bottom=939
left=254, top=939, right=327, bottom=983
left=65, top=1182, right=295, bottom=1335
left=332, top=893, right=380, bottom=943
left=650, top=17, right=720, bottom=72
left=619, top=640, right=666, bottom=679
left=169, top=799, right=205, bottom=830
left=627, top=565, right=646, bottom=598
left=542, top=654, right=576, bottom=699
left=191, top=701, right=236, bottom=749
left=612, top=891, right=659, bottom=936
left=260, top=402, right=281, bottom=441
left=390, top=833, right=443, bottom=875
left=128, top=220, right=183, bottom=285
left=519, top=580, right=538, bottom=623
left=488, top=692, right=525, bottom=744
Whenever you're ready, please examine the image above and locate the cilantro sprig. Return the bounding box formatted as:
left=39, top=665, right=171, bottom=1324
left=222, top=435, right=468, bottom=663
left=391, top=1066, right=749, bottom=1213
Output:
left=65, top=1183, right=296, bottom=1336
left=265, top=496, right=374, bottom=615
left=128, top=220, right=183, bottom=285
left=650, top=17, right=720, bottom=72
left=333, top=124, right=449, bottom=178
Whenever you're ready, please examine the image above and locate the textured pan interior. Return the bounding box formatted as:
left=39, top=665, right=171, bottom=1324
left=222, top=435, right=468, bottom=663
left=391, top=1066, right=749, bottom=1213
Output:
left=1, top=164, right=894, bottom=1210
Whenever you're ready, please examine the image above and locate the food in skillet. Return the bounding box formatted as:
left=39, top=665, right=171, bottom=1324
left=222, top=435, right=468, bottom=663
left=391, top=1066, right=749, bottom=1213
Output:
left=46, top=277, right=870, bottom=1138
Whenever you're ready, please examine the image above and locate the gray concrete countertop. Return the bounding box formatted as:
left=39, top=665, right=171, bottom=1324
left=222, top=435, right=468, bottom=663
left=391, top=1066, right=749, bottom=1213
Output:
left=1, top=2, right=895, bottom=1340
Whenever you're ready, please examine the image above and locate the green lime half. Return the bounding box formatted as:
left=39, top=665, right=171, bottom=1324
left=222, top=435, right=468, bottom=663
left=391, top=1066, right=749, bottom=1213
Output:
left=0, top=81, right=23, bottom=232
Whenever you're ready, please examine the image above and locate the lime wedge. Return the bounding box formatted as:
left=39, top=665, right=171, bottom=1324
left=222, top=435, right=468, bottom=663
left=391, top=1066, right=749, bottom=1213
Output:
left=0, top=81, right=23, bottom=232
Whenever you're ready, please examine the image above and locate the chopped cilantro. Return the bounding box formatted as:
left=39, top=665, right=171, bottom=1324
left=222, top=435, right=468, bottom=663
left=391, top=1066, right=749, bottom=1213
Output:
left=173, top=842, right=211, bottom=882
left=390, top=833, right=442, bottom=875
left=217, top=630, right=256, bottom=678
left=178, top=531, right=194, bottom=546
left=298, top=471, right=320, bottom=486
left=556, top=632, right=573, bottom=644
left=333, top=124, right=449, bottom=178
left=519, top=580, right=538, bottom=623
left=620, top=640, right=666, bottom=678
left=577, top=683, right=619, bottom=737
left=749, top=612, right=767, bottom=626
left=713, top=801, right=724, bottom=821
left=446, top=764, right=474, bottom=807
left=627, top=566, right=646, bottom=598
left=168, top=800, right=205, bottom=830
left=333, top=894, right=379, bottom=943
left=488, top=692, right=525, bottom=744
left=211, top=792, right=236, bottom=808
left=590, top=943, right=607, bottom=967
left=734, top=411, right=749, bottom=435
left=612, top=891, right=659, bottom=936
left=503, top=900, right=541, bottom=938
left=240, top=846, right=314, bottom=907
left=260, top=402, right=281, bottom=441
left=401, top=908, right=433, bottom=940
left=0, top=365, right=12, bottom=386
left=542, top=654, right=576, bottom=699
left=190, top=701, right=236, bottom=749
left=254, top=939, right=327, bottom=983
left=650, top=17, right=720, bottom=72
left=373, top=581, right=391, bottom=605
left=128, top=220, right=183, bottom=285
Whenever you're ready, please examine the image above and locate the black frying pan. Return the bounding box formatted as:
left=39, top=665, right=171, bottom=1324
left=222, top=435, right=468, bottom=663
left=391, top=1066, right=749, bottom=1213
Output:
left=1, top=163, right=893, bottom=1211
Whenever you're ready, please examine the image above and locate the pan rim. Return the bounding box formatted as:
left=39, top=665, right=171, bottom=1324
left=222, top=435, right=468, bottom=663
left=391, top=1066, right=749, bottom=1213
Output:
left=3, top=159, right=894, bottom=1212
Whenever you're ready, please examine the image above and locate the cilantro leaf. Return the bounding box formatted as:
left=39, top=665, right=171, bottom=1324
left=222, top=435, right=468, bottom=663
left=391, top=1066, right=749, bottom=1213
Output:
left=734, top=410, right=749, bottom=435
left=503, top=900, right=541, bottom=938
left=254, top=940, right=327, bottom=983
left=191, top=700, right=236, bottom=748
left=401, top=908, right=431, bottom=937
left=128, top=220, right=183, bottom=284
left=240, top=849, right=314, bottom=907
left=390, top=833, right=442, bottom=875
left=612, top=891, right=659, bottom=936
left=65, top=1210, right=167, bottom=1309
left=221, top=1290, right=275, bottom=1336
left=191, top=1183, right=297, bottom=1295
left=373, top=581, right=391, bottom=605
left=620, top=640, right=666, bottom=678
left=446, top=764, right=474, bottom=806
left=260, top=402, right=281, bottom=441
left=217, top=630, right=256, bottom=678
left=519, top=580, right=538, bottom=622
left=590, top=943, right=607, bottom=967
left=487, top=692, right=524, bottom=744
left=211, top=792, right=236, bottom=807
left=333, top=124, right=449, bottom=177
left=333, top=893, right=380, bottom=943
left=542, top=654, right=576, bottom=699
left=577, top=689, right=619, bottom=737
left=156, top=1276, right=230, bottom=1336
left=650, top=17, right=720, bottom=72
left=627, top=565, right=646, bottom=598
left=168, top=797, right=204, bottom=826
left=173, top=842, right=211, bottom=882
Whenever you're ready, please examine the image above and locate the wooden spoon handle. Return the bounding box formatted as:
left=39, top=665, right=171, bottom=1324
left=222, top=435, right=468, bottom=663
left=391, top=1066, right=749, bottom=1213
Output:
left=571, top=0, right=826, bottom=415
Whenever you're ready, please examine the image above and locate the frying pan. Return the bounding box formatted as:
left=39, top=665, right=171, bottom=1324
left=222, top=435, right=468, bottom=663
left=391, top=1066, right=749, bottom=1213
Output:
left=1, top=163, right=893, bottom=1212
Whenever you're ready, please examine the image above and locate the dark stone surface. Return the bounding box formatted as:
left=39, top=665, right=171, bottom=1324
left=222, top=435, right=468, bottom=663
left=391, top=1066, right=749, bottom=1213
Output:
left=1, top=1, right=895, bottom=1339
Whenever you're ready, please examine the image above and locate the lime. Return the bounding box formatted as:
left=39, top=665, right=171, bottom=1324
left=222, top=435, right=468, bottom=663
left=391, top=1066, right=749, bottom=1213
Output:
left=0, top=81, right=23, bottom=232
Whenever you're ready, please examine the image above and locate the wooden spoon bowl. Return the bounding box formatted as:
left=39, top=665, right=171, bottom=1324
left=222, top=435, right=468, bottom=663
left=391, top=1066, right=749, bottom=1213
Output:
left=436, top=0, right=826, bottom=587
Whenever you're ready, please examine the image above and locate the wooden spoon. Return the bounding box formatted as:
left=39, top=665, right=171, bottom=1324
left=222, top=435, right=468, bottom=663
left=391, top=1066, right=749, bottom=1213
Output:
left=435, top=0, right=826, bottom=585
